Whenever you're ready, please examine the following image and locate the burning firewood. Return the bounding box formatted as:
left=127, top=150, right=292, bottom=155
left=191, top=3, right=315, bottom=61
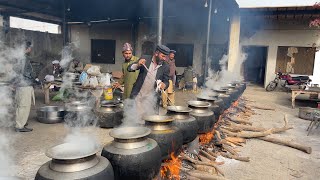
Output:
left=258, top=136, right=312, bottom=154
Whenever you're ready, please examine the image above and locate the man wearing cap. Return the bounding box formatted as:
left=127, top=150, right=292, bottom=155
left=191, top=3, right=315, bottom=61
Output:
left=162, top=50, right=176, bottom=108
left=113, top=43, right=139, bottom=99
left=38, top=60, right=63, bottom=81
left=128, top=45, right=170, bottom=118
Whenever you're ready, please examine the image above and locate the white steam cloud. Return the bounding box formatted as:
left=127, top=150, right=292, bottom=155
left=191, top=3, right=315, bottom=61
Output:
left=0, top=39, right=27, bottom=178
left=200, top=47, right=248, bottom=97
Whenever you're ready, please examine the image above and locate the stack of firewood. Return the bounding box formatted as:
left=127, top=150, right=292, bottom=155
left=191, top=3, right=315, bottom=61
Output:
left=177, top=98, right=312, bottom=180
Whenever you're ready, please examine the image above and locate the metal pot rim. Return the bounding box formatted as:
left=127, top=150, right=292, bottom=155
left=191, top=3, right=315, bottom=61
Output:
left=38, top=106, right=65, bottom=112
left=187, top=100, right=211, bottom=108
left=197, top=95, right=218, bottom=101
left=143, top=115, right=174, bottom=123
left=167, top=106, right=192, bottom=113
left=46, top=143, right=99, bottom=160
left=109, top=126, right=151, bottom=140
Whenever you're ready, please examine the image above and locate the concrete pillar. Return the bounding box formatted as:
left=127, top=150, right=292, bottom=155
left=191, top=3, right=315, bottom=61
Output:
left=264, top=45, right=278, bottom=87
left=227, top=14, right=241, bottom=74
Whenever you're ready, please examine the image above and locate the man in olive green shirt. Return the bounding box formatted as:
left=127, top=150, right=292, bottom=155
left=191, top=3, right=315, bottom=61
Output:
left=114, top=43, right=139, bottom=99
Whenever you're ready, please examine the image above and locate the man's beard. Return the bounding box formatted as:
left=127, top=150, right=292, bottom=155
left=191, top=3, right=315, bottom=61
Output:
left=155, top=56, right=161, bottom=64
left=125, top=56, right=132, bottom=61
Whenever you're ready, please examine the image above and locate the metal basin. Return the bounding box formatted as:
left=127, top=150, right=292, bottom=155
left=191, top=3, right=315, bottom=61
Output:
left=143, top=115, right=174, bottom=123
left=110, top=127, right=151, bottom=140
left=299, top=107, right=318, bottom=120
left=197, top=95, right=218, bottom=102
left=37, top=106, right=65, bottom=124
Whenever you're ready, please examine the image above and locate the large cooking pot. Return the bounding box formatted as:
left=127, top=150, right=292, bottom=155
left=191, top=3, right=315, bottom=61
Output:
left=188, top=101, right=215, bottom=134
left=166, top=106, right=198, bottom=144
left=299, top=107, right=318, bottom=120
left=197, top=95, right=221, bottom=118
left=102, top=127, right=161, bottom=180
left=95, top=100, right=123, bottom=128
left=144, top=115, right=183, bottom=160
left=37, top=106, right=65, bottom=124
left=35, top=143, right=114, bottom=180
left=222, top=86, right=238, bottom=102
left=65, top=101, right=93, bottom=126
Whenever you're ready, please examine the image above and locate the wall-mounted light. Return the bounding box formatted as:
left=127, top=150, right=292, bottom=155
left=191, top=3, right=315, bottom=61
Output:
left=214, top=8, right=218, bottom=14
left=227, top=17, right=230, bottom=21
left=204, top=0, right=208, bottom=8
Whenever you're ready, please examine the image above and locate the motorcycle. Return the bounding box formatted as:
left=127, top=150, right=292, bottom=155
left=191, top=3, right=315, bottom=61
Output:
left=266, top=71, right=311, bottom=92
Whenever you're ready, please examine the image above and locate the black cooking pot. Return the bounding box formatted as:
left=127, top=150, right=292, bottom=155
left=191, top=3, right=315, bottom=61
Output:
left=188, top=101, right=215, bottom=134
left=166, top=106, right=198, bottom=144
left=95, top=100, right=123, bottom=128
left=144, top=115, right=183, bottom=160
left=196, top=95, right=221, bottom=118
left=35, top=143, right=114, bottom=180
left=102, top=127, right=161, bottom=180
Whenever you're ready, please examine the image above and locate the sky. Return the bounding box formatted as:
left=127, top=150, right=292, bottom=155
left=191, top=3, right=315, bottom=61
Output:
left=236, top=0, right=319, bottom=8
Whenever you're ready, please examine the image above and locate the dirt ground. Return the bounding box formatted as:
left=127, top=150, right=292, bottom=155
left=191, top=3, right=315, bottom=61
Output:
left=9, top=85, right=320, bottom=179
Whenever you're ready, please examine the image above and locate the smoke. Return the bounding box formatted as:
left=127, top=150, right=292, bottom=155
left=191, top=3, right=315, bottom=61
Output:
left=200, top=48, right=247, bottom=96
left=120, top=92, right=158, bottom=127
left=63, top=129, right=100, bottom=155
left=0, top=38, right=28, bottom=178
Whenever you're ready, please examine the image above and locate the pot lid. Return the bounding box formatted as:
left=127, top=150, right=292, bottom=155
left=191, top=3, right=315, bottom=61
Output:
left=187, top=100, right=211, bottom=108
left=143, top=115, right=174, bottom=123
left=46, top=143, right=99, bottom=160
left=110, top=126, right=151, bottom=140
left=197, top=95, right=218, bottom=101
left=167, top=106, right=192, bottom=113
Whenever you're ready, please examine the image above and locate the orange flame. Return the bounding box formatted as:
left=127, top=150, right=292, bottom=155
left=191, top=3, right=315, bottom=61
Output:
left=160, top=152, right=181, bottom=180
left=199, top=132, right=214, bottom=145
left=232, top=100, right=239, bottom=107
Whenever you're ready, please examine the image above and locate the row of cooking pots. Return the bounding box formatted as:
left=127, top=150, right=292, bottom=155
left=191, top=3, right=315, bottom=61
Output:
left=35, top=83, right=246, bottom=180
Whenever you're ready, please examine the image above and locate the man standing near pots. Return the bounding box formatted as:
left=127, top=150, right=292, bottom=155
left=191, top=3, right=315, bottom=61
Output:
left=128, top=45, right=170, bottom=118
left=113, top=43, right=139, bottom=99
left=14, top=41, right=37, bottom=132
left=162, top=50, right=176, bottom=108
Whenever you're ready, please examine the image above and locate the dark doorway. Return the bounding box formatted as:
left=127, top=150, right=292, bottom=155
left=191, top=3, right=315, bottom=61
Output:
left=243, top=46, right=268, bottom=85
left=91, top=39, right=116, bottom=64
left=142, top=41, right=156, bottom=56
left=166, top=43, right=194, bottom=67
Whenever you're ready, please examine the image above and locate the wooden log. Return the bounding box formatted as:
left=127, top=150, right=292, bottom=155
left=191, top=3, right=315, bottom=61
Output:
left=182, top=155, right=225, bottom=176
left=258, top=136, right=312, bottom=154
left=220, top=152, right=250, bottom=162
left=200, top=149, right=216, bottom=161
left=204, top=148, right=218, bottom=157
left=221, top=115, right=292, bottom=138
left=226, top=116, right=253, bottom=125
left=225, top=137, right=246, bottom=143
left=222, top=145, right=238, bottom=156
left=199, top=155, right=211, bottom=162
left=228, top=123, right=266, bottom=132
left=250, top=105, right=275, bottom=111
left=192, top=164, right=217, bottom=174
left=186, top=170, right=227, bottom=180
left=186, top=176, right=201, bottom=180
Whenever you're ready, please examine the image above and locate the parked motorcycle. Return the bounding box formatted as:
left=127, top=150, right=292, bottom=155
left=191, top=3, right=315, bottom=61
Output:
left=266, top=71, right=311, bottom=91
